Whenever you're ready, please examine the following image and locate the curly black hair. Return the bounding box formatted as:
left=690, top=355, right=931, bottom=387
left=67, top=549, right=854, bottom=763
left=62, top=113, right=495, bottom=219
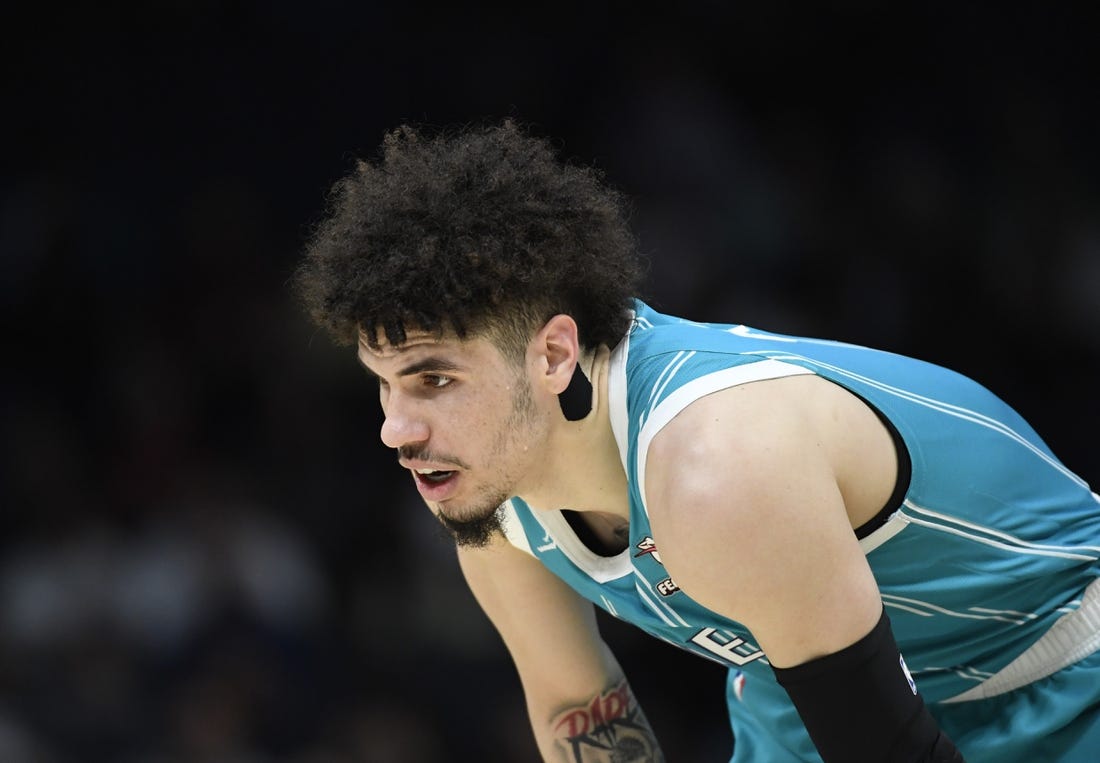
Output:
left=295, top=121, right=644, bottom=360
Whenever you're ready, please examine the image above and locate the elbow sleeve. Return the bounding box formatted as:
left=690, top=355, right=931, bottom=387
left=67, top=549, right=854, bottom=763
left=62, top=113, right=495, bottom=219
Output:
left=772, top=609, right=964, bottom=763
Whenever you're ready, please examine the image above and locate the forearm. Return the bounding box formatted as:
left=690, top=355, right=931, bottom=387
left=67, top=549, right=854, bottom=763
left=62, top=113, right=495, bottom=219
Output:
left=531, top=677, right=666, bottom=763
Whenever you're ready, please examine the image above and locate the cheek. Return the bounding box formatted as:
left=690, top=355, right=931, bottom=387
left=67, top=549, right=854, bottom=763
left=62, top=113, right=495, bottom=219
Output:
left=441, top=401, right=500, bottom=443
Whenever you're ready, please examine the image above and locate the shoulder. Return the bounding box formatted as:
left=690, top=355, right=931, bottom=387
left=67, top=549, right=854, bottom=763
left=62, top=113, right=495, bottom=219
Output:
left=619, top=322, right=816, bottom=451
left=642, top=371, right=898, bottom=531
left=644, top=374, right=829, bottom=520
left=641, top=375, right=885, bottom=661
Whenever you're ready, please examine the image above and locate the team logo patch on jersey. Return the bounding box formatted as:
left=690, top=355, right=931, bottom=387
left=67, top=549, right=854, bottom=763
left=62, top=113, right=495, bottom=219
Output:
left=634, top=536, right=662, bottom=564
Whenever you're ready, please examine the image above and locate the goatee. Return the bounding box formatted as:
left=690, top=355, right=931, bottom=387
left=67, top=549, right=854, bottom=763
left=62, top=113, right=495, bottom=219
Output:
left=435, top=502, right=507, bottom=548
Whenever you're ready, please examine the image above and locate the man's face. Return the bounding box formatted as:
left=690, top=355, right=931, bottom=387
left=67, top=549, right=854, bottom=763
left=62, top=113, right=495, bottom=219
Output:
left=357, top=328, right=549, bottom=547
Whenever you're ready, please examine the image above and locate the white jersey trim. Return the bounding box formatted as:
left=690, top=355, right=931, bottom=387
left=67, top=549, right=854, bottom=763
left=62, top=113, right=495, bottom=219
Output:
left=900, top=501, right=1099, bottom=561
left=608, top=321, right=632, bottom=474
left=942, top=576, right=1100, bottom=702
left=499, top=499, right=534, bottom=556
left=527, top=508, right=634, bottom=584
left=635, top=359, right=815, bottom=514
left=858, top=511, right=911, bottom=553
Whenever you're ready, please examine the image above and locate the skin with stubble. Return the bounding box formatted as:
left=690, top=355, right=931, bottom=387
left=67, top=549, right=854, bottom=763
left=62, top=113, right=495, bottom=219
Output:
left=358, top=328, right=550, bottom=548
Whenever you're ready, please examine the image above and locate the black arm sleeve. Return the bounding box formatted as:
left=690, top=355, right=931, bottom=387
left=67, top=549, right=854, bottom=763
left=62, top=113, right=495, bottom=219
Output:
left=772, top=609, right=965, bottom=763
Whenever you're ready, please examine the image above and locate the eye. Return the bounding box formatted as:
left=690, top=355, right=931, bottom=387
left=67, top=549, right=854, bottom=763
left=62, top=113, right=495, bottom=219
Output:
left=423, top=374, right=452, bottom=389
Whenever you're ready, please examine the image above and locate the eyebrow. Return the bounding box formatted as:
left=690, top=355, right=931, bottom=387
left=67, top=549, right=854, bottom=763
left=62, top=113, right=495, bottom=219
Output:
left=356, top=354, right=465, bottom=380
left=395, top=357, right=465, bottom=377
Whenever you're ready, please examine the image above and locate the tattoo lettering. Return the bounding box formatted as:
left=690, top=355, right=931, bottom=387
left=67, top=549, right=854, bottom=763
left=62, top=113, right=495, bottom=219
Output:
left=552, top=680, right=665, bottom=762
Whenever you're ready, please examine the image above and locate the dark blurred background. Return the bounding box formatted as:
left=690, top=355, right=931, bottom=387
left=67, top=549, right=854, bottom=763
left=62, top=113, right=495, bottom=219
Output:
left=3, top=2, right=1098, bottom=761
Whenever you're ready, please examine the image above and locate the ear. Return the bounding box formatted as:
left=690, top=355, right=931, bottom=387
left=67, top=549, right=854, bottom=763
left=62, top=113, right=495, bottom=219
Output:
left=532, top=314, right=581, bottom=396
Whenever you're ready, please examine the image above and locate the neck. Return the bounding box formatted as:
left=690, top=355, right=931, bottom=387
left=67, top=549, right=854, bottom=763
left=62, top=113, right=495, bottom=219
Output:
left=517, top=348, right=630, bottom=523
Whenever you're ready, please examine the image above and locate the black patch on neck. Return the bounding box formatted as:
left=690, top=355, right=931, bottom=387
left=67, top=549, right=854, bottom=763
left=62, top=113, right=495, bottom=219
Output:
left=559, top=364, right=593, bottom=421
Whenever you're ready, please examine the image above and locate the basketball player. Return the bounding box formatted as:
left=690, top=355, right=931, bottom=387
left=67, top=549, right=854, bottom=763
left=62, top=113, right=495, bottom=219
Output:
left=295, top=122, right=1100, bottom=762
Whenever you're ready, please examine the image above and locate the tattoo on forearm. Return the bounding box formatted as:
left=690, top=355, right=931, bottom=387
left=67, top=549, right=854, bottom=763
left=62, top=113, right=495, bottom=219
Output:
left=551, top=679, right=665, bottom=763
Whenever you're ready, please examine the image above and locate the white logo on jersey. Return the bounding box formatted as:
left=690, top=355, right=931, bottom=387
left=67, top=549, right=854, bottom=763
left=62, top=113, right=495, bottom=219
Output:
left=537, top=530, right=557, bottom=553
left=690, top=628, right=765, bottom=666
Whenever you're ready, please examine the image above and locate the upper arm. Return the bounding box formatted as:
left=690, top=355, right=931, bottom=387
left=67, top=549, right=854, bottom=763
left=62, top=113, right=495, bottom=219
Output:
left=457, top=532, right=618, bottom=702
left=644, top=374, right=884, bottom=669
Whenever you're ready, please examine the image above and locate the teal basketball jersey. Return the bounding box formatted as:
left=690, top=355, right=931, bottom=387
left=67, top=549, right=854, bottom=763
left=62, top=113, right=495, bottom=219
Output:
left=500, top=300, right=1100, bottom=762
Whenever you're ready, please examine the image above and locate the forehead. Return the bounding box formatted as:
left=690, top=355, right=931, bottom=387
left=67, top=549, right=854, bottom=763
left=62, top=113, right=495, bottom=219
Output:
left=357, top=326, right=451, bottom=359
left=355, top=327, right=512, bottom=377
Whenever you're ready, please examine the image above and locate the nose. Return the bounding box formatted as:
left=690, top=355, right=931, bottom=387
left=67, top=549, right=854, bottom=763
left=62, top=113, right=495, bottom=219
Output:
left=379, top=397, right=430, bottom=449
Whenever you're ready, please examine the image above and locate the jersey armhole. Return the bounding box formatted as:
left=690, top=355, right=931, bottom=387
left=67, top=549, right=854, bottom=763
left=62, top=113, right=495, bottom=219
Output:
left=854, top=405, right=913, bottom=540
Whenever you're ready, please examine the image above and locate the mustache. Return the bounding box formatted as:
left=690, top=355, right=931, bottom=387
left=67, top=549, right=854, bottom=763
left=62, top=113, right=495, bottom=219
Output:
left=398, top=445, right=469, bottom=470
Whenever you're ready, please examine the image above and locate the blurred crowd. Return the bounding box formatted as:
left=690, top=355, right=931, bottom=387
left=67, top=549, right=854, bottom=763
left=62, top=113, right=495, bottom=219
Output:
left=3, top=3, right=1098, bottom=761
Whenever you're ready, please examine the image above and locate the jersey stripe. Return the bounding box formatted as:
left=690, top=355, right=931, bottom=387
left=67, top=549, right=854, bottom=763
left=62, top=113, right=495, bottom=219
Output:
left=904, top=502, right=1100, bottom=557
left=747, top=350, right=1089, bottom=489
left=632, top=569, right=690, bottom=627
left=900, top=504, right=1099, bottom=562
left=882, top=593, right=1033, bottom=625
left=647, top=351, right=696, bottom=417
left=634, top=581, right=680, bottom=627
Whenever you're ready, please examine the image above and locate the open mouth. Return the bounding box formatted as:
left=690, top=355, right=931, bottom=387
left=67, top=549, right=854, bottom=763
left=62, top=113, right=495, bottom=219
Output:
left=415, top=468, right=456, bottom=485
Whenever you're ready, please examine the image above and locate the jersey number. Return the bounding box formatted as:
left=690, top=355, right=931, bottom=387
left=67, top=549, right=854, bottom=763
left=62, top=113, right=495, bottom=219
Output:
left=690, top=628, right=764, bottom=666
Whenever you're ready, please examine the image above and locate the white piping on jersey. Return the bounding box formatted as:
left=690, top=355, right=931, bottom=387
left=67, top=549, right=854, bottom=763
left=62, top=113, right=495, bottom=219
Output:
left=600, top=595, right=619, bottom=617
left=608, top=324, right=632, bottom=474
left=644, top=351, right=686, bottom=411
left=745, top=350, right=1090, bottom=490
left=897, top=501, right=1095, bottom=562
left=902, top=502, right=1100, bottom=558
left=633, top=581, right=680, bottom=628
left=968, top=607, right=1039, bottom=621
left=632, top=568, right=691, bottom=627
left=645, top=351, right=697, bottom=419
left=1056, top=600, right=1082, bottom=616
left=524, top=507, right=634, bottom=584
left=881, top=593, right=1035, bottom=625
left=500, top=499, right=535, bottom=556
left=634, top=316, right=654, bottom=330
left=634, top=360, right=814, bottom=514
left=943, top=576, right=1100, bottom=702
left=859, top=511, right=910, bottom=553
left=922, top=665, right=996, bottom=684
left=500, top=496, right=696, bottom=631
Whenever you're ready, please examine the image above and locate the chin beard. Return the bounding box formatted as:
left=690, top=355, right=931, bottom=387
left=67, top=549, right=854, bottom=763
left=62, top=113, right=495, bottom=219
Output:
left=435, top=502, right=507, bottom=548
